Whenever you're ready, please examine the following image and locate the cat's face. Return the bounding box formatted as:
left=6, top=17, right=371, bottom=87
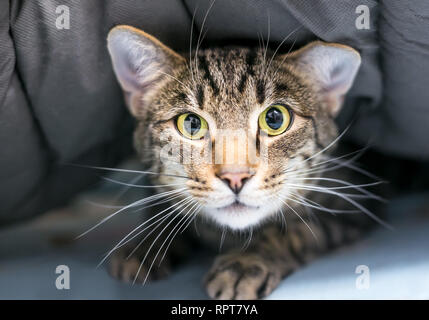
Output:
left=108, top=26, right=361, bottom=230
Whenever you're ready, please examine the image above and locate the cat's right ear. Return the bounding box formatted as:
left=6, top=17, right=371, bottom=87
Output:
left=107, top=25, right=185, bottom=116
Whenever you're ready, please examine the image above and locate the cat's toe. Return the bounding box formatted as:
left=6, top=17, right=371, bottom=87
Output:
left=204, top=254, right=282, bottom=300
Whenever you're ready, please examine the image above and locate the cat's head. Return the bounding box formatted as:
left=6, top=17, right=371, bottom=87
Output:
left=107, top=25, right=361, bottom=230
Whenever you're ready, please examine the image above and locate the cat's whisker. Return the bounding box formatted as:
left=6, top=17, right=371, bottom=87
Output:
left=303, top=205, right=322, bottom=229
left=285, top=164, right=382, bottom=186
left=276, top=194, right=318, bottom=241
left=88, top=192, right=187, bottom=211
left=156, top=70, right=194, bottom=96
left=194, top=213, right=201, bottom=237
left=188, top=4, right=198, bottom=86
left=287, top=182, right=380, bottom=200
left=288, top=184, right=381, bottom=202
left=97, top=196, right=193, bottom=267
left=277, top=206, right=288, bottom=233
left=286, top=178, right=386, bottom=202
left=194, top=27, right=209, bottom=72
left=312, top=147, right=367, bottom=167
left=194, top=0, right=216, bottom=80
left=283, top=125, right=352, bottom=175
left=283, top=158, right=337, bottom=178
left=283, top=152, right=385, bottom=194
left=66, top=163, right=191, bottom=180
left=132, top=198, right=198, bottom=284
left=286, top=146, right=369, bottom=177
left=287, top=192, right=338, bottom=214
left=124, top=198, right=195, bottom=260
left=316, top=144, right=370, bottom=165
left=282, top=133, right=366, bottom=180
left=271, top=36, right=298, bottom=80
left=84, top=200, right=125, bottom=209
left=122, top=195, right=193, bottom=248
left=157, top=202, right=202, bottom=266
left=77, top=188, right=187, bottom=240
left=241, top=228, right=253, bottom=251
left=78, top=174, right=147, bottom=211
left=287, top=178, right=384, bottom=192
left=286, top=184, right=393, bottom=230
left=126, top=188, right=187, bottom=209
left=180, top=204, right=202, bottom=234
left=288, top=191, right=360, bottom=214
left=324, top=157, right=382, bottom=181
left=110, top=173, right=145, bottom=205
left=257, top=31, right=265, bottom=57
left=286, top=164, right=344, bottom=179
left=127, top=198, right=196, bottom=261
left=286, top=146, right=380, bottom=181
left=264, top=25, right=302, bottom=82
left=101, top=176, right=186, bottom=189
left=262, top=11, right=271, bottom=76
left=128, top=191, right=189, bottom=214
left=219, top=228, right=227, bottom=252
left=256, top=27, right=269, bottom=76
left=88, top=188, right=187, bottom=244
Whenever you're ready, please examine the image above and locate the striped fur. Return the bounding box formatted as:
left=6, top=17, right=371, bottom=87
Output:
left=107, top=27, right=377, bottom=300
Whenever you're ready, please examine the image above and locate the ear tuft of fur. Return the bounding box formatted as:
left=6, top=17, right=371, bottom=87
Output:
left=290, top=42, right=361, bottom=116
left=107, top=25, right=184, bottom=116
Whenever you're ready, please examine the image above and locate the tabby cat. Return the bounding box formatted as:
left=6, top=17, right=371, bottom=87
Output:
left=106, top=25, right=380, bottom=299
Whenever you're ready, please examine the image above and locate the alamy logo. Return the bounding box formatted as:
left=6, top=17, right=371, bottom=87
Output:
left=55, top=265, right=70, bottom=290
left=355, top=264, right=370, bottom=290
left=355, top=5, right=370, bottom=30
left=55, top=5, right=70, bottom=30
left=159, top=129, right=269, bottom=166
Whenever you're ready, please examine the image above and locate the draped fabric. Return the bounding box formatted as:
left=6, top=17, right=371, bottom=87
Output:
left=1, top=0, right=428, bottom=223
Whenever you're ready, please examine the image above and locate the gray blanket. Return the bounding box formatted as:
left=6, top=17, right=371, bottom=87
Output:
left=1, top=0, right=428, bottom=224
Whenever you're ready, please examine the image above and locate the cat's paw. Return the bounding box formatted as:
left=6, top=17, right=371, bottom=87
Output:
left=109, top=247, right=171, bottom=284
left=204, top=253, right=282, bottom=300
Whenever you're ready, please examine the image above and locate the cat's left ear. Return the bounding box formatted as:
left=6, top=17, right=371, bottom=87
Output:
left=288, top=41, right=361, bottom=116
left=107, top=25, right=185, bottom=116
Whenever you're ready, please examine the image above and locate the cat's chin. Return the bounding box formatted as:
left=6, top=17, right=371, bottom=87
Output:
left=203, top=202, right=273, bottom=230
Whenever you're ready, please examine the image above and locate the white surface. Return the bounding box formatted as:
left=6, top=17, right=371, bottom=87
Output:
left=0, top=191, right=428, bottom=300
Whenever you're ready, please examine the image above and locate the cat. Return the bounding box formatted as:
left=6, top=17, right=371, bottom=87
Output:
left=105, top=25, right=382, bottom=299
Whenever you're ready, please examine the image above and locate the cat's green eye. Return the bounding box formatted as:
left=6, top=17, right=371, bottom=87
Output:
left=176, top=113, right=208, bottom=140
left=258, top=104, right=292, bottom=136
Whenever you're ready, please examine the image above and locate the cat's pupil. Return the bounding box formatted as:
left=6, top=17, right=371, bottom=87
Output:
left=265, top=108, right=283, bottom=130
left=184, top=114, right=201, bottom=135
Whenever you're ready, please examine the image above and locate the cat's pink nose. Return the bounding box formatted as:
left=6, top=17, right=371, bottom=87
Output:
left=218, top=171, right=253, bottom=194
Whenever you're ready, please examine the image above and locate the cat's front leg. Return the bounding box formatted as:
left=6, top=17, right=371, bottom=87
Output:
left=204, top=218, right=366, bottom=300
left=204, top=225, right=296, bottom=300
